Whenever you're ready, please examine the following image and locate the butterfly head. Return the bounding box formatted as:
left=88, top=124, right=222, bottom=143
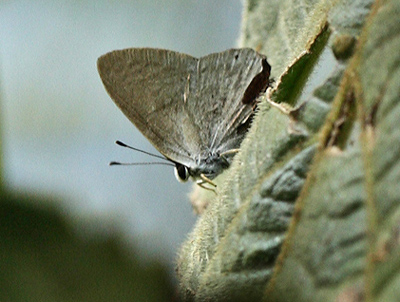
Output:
left=173, top=150, right=231, bottom=183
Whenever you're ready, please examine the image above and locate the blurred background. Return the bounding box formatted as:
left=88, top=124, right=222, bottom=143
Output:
left=0, top=0, right=243, bottom=300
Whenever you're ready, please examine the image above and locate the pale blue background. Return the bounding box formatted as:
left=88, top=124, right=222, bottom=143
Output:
left=0, top=0, right=242, bottom=272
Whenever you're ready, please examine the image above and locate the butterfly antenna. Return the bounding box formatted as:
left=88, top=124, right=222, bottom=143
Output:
left=115, top=140, right=169, bottom=161
left=109, top=161, right=174, bottom=167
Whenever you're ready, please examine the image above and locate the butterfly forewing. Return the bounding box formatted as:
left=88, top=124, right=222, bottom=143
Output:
left=98, top=49, right=200, bottom=165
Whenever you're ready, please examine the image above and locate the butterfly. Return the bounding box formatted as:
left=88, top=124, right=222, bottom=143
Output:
left=97, top=48, right=270, bottom=188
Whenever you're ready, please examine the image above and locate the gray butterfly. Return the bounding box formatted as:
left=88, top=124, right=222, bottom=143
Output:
left=97, top=48, right=270, bottom=187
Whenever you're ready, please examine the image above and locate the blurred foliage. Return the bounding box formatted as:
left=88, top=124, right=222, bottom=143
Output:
left=177, top=0, right=400, bottom=301
left=0, top=190, right=175, bottom=302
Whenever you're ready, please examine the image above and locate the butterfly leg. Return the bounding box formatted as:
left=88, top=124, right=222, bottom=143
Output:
left=266, top=98, right=293, bottom=115
left=265, top=90, right=311, bottom=136
left=196, top=174, right=217, bottom=193
left=219, top=148, right=240, bottom=166
left=220, top=148, right=239, bottom=157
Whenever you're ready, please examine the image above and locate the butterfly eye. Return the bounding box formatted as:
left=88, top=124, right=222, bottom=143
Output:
left=174, top=164, right=190, bottom=182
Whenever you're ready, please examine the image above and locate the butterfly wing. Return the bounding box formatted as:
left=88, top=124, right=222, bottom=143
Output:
left=97, top=48, right=269, bottom=169
left=97, top=48, right=201, bottom=166
left=186, top=48, right=269, bottom=154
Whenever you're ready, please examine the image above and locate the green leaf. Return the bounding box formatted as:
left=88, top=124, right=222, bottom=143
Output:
left=175, top=0, right=400, bottom=301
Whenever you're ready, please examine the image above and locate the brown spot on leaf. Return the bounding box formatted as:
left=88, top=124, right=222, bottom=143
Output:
left=325, top=89, right=356, bottom=148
